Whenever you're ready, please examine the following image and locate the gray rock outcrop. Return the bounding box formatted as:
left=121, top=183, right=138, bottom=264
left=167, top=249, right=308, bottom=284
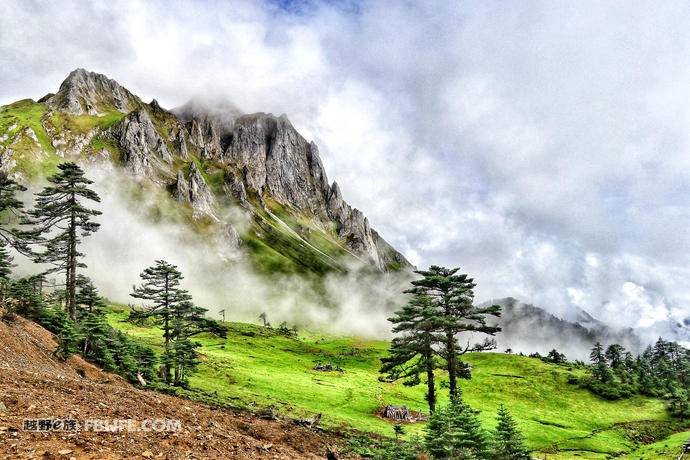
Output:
left=111, top=110, right=172, bottom=177
left=173, top=163, right=216, bottom=217
left=46, top=68, right=142, bottom=115
left=188, top=162, right=215, bottom=216
left=221, top=113, right=407, bottom=270
left=32, top=69, right=412, bottom=272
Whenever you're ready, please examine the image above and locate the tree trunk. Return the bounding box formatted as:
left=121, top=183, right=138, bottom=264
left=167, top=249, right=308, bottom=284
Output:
left=163, top=273, right=171, bottom=383
left=446, top=328, right=458, bottom=399
left=66, top=191, right=77, bottom=321
left=425, top=337, right=436, bottom=413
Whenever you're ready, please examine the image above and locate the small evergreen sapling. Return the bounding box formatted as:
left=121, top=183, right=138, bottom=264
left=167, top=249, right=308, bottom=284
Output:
left=425, top=398, right=492, bottom=460
left=493, top=405, right=531, bottom=460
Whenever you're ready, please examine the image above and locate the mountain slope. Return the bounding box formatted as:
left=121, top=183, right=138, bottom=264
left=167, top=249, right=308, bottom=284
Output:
left=0, top=68, right=410, bottom=276
left=0, top=310, right=341, bottom=459
left=107, top=307, right=690, bottom=459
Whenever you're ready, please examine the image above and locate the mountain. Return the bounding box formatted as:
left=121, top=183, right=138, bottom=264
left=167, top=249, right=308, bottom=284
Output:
left=485, top=297, right=642, bottom=360
left=0, top=307, right=338, bottom=458
left=0, top=68, right=411, bottom=276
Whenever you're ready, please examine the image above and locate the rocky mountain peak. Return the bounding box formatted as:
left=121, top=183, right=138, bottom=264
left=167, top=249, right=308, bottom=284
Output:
left=47, top=68, right=142, bottom=115
left=27, top=69, right=412, bottom=272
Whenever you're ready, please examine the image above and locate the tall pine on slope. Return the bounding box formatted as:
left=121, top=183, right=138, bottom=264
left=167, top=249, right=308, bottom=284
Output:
left=407, top=266, right=501, bottom=399
left=589, top=341, right=612, bottom=383
left=170, top=299, right=227, bottom=384
left=0, top=174, right=28, bottom=301
left=130, top=260, right=191, bottom=383
left=23, top=163, right=101, bottom=320
left=493, top=405, right=531, bottom=460
left=380, top=295, right=444, bottom=413
left=0, top=174, right=27, bottom=244
left=75, top=275, right=112, bottom=363
left=130, top=260, right=226, bottom=385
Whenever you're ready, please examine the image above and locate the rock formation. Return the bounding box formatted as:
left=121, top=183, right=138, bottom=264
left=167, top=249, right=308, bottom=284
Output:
left=4, top=68, right=411, bottom=272
left=46, top=68, right=142, bottom=115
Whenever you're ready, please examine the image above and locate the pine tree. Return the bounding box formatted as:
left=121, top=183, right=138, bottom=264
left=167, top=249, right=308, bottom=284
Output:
left=589, top=342, right=612, bottom=383
left=668, top=388, right=690, bottom=420
left=79, top=309, right=116, bottom=369
left=545, top=349, right=567, bottom=364
left=6, top=276, right=45, bottom=319
left=130, top=260, right=191, bottom=383
left=425, top=398, right=492, bottom=460
left=169, top=299, right=227, bottom=384
left=0, top=243, right=13, bottom=281
left=53, top=315, right=81, bottom=361
left=0, top=174, right=27, bottom=244
left=493, top=405, right=531, bottom=460
left=0, top=174, right=29, bottom=303
left=0, top=242, right=14, bottom=304
left=605, top=344, right=625, bottom=370
left=407, top=266, right=501, bottom=399
left=74, top=278, right=112, bottom=365
left=380, top=295, right=443, bottom=413
left=130, top=260, right=226, bottom=385
left=75, top=274, right=106, bottom=315
left=23, top=163, right=101, bottom=320
left=171, top=338, right=201, bottom=386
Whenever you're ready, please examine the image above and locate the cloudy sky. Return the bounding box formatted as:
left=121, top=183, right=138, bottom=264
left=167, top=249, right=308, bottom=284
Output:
left=2, top=0, right=690, bottom=336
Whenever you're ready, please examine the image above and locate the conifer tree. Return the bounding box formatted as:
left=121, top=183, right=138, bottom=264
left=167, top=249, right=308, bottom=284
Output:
left=6, top=276, right=44, bottom=319
left=425, top=398, right=492, bottom=460
left=23, top=163, right=101, bottom=320
left=170, top=299, right=227, bottom=384
left=0, top=243, right=13, bottom=281
left=0, top=174, right=29, bottom=301
left=130, top=260, right=191, bottom=383
left=130, top=260, right=226, bottom=384
left=605, top=344, right=625, bottom=370
left=75, top=275, right=106, bottom=316
left=545, top=349, right=567, bottom=364
left=380, top=295, right=443, bottom=413
left=493, top=405, right=531, bottom=460
left=74, top=276, right=112, bottom=363
left=407, top=266, right=501, bottom=399
left=79, top=309, right=116, bottom=368
left=0, top=174, right=27, bottom=244
left=53, top=316, right=81, bottom=361
left=0, top=243, right=14, bottom=303
left=589, top=342, right=612, bottom=383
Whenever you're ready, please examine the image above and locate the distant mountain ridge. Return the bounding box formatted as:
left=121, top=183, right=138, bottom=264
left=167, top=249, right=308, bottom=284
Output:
left=484, top=297, right=642, bottom=360
left=0, top=68, right=411, bottom=274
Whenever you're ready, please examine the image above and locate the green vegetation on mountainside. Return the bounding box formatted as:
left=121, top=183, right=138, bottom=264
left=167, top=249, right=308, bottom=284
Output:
left=0, top=100, right=61, bottom=179
left=107, top=308, right=688, bottom=458
left=1, top=100, right=362, bottom=277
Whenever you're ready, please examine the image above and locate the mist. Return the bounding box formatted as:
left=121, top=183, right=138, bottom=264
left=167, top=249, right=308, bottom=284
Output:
left=3, top=0, right=690, bottom=347
left=47, top=162, right=411, bottom=338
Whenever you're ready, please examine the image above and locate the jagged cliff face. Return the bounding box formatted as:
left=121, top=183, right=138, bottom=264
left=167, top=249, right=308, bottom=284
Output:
left=0, top=69, right=411, bottom=273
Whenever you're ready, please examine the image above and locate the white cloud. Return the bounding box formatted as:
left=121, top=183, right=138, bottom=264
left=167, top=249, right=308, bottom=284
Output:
left=2, top=0, right=690, bottom=342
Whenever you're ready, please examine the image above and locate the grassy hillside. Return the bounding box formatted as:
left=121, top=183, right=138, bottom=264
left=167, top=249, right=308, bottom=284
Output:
left=107, top=308, right=689, bottom=458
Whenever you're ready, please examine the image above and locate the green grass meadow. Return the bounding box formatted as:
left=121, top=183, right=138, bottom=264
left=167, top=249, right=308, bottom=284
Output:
left=107, top=309, right=689, bottom=458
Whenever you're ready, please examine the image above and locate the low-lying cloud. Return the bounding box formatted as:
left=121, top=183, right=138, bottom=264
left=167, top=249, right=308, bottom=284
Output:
left=74, top=164, right=409, bottom=337
left=2, top=0, right=690, bottom=343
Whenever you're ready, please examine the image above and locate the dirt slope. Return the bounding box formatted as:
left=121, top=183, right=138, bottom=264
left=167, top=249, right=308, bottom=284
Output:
left=0, top=313, right=343, bottom=459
